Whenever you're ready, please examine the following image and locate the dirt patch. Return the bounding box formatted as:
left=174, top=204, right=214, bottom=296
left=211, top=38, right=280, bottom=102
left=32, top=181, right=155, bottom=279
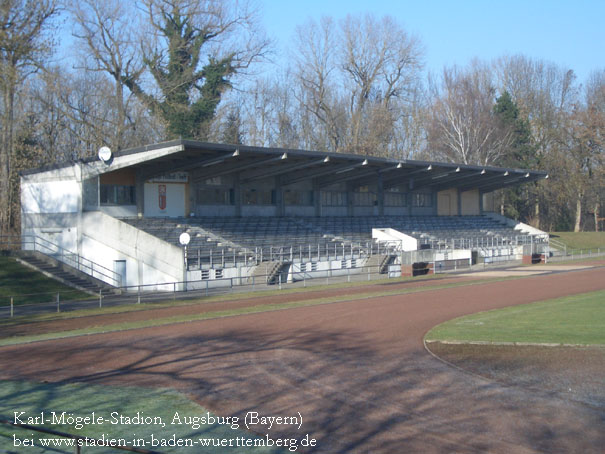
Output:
left=427, top=343, right=605, bottom=410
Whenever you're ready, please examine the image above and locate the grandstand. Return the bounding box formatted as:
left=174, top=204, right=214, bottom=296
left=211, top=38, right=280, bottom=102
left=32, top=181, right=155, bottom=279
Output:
left=19, top=139, right=549, bottom=290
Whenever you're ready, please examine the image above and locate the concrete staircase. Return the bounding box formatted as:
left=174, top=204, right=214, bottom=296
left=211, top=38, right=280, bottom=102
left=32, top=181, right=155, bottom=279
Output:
left=16, top=251, right=113, bottom=294
left=249, top=260, right=291, bottom=285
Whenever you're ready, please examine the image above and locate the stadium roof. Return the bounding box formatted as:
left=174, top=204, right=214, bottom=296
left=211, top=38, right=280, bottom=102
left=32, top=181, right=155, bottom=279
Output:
left=26, top=139, right=548, bottom=193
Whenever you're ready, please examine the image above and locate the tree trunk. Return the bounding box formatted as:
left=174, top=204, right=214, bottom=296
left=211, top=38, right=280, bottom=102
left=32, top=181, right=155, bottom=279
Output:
left=574, top=196, right=582, bottom=232
left=595, top=200, right=600, bottom=233
left=0, top=83, right=15, bottom=234
left=534, top=199, right=540, bottom=230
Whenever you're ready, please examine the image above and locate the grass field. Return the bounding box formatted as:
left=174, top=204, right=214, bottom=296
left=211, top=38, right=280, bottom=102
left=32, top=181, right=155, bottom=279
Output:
left=550, top=231, right=605, bottom=250
left=0, top=256, right=90, bottom=306
left=425, top=289, right=605, bottom=345
left=0, top=380, right=285, bottom=453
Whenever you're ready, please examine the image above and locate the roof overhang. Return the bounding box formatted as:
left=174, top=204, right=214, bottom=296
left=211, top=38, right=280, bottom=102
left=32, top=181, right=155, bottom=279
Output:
left=22, top=139, right=549, bottom=192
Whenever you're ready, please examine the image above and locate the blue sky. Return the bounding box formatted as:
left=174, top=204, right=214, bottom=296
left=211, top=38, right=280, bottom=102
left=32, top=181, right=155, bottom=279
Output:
left=258, top=0, right=604, bottom=83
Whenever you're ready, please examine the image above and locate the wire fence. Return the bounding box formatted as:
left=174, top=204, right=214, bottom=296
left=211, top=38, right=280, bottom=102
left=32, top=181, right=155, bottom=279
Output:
left=0, top=259, right=477, bottom=319
left=547, top=247, right=604, bottom=262
left=2, top=244, right=602, bottom=320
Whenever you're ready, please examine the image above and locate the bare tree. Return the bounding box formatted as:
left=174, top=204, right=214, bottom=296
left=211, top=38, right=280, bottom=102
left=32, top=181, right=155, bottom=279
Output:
left=293, top=16, right=343, bottom=151
left=70, top=0, right=143, bottom=152
left=0, top=0, right=58, bottom=233
left=292, top=13, right=424, bottom=156
left=426, top=62, right=509, bottom=165
left=339, top=14, right=423, bottom=155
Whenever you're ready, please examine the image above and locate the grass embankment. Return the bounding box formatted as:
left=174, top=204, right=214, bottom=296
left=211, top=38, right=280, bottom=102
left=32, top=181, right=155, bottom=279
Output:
left=0, top=256, right=90, bottom=306
left=550, top=231, right=605, bottom=251
left=0, top=380, right=285, bottom=453
left=426, top=289, right=605, bottom=346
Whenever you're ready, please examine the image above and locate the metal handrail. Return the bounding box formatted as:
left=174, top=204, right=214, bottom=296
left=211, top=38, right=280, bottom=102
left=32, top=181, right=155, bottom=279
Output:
left=1, top=235, right=121, bottom=287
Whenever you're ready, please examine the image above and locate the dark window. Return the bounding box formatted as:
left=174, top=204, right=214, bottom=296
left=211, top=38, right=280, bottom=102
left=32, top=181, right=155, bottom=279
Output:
left=321, top=191, right=346, bottom=206
left=384, top=192, right=407, bottom=207
left=243, top=189, right=275, bottom=205
left=198, top=187, right=234, bottom=205
left=284, top=190, right=313, bottom=206
left=100, top=184, right=136, bottom=205
left=413, top=193, right=432, bottom=207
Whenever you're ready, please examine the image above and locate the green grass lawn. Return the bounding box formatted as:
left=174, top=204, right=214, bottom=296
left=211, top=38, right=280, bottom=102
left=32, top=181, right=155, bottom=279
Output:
left=0, top=256, right=91, bottom=306
left=425, top=289, right=605, bottom=345
left=549, top=231, right=605, bottom=251
left=0, top=380, right=287, bottom=453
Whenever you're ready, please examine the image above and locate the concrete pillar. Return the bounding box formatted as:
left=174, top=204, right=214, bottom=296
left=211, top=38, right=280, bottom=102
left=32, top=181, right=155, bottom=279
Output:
left=314, top=180, right=321, bottom=217
left=377, top=173, right=384, bottom=216
left=234, top=172, right=242, bottom=217
left=275, top=176, right=284, bottom=216
left=346, top=183, right=354, bottom=217
left=135, top=168, right=145, bottom=217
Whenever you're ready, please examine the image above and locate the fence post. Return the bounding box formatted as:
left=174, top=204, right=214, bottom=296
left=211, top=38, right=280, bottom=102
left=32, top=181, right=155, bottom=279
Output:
left=56, top=293, right=60, bottom=313
left=137, top=286, right=141, bottom=304
left=10, top=297, right=13, bottom=318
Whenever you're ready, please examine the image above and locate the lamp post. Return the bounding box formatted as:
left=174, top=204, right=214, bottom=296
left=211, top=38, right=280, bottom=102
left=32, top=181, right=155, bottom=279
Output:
left=179, top=232, right=191, bottom=292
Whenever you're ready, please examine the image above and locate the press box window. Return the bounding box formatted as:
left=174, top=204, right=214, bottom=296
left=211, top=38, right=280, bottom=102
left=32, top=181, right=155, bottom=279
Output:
left=243, top=189, right=275, bottom=205
left=384, top=192, right=407, bottom=207
left=413, top=193, right=432, bottom=207
left=100, top=184, right=136, bottom=205
left=198, top=187, right=234, bottom=205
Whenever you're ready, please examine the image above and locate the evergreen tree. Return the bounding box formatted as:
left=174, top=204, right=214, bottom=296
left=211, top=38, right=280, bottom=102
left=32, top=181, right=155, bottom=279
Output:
left=493, top=91, right=538, bottom=221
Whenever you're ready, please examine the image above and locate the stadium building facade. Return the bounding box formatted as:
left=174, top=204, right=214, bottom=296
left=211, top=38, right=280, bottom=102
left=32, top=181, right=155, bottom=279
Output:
left=20, top=140, right=549, bottom=290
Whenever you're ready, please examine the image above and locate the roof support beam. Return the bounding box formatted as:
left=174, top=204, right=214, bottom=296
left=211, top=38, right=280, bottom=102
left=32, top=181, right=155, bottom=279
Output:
left=455, top=171, right=518, bottom=192
left=317, top=167, right=378, bottom=188
left=193, top=153, right=287, bottom=182
left=284, top=159, right=366, bottom=185
left=241, top=156, right=329, bottom=183
left=430, top=170, right=487, bottom=191
left=140, top=149, right=239, bottom=181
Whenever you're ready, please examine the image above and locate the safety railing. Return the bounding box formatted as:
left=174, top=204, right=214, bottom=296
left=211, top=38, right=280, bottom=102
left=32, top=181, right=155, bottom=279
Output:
left=0, top=261, right=402, bottom=319
left=184, top=240, right=399, bottom=270
left=1, top=235, right=122, bottom=287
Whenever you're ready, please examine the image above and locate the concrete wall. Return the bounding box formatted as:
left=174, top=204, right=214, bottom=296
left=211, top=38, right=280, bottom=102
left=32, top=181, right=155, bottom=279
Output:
left=81, top=211, right=184, bottom=288
left=372, top=228, right=418, bottom=251
left=144, top=182, right=187, bottom=217
left=437, top=189, right=458, bottom=216
left=100, top=205, right=137, bottom=217
left=285, top=206, right=315, bottom=216
left=482, top=192, right=496, bottom=212
left=22, top=180, right=80, bottom=214
left=196, top=205, right=237, bottom=217
left=461, top=189, right=480, bottom=215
